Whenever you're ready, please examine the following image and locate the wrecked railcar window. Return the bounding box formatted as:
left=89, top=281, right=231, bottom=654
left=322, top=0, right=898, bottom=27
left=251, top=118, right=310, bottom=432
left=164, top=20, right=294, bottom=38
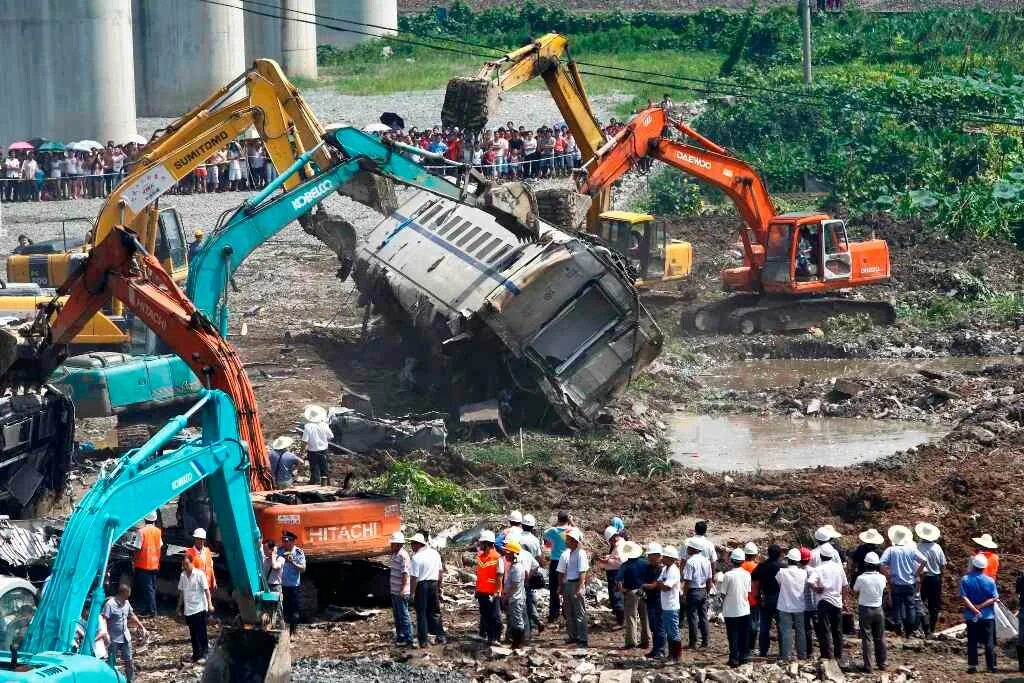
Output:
left=528, top=286, right=621, bottom=372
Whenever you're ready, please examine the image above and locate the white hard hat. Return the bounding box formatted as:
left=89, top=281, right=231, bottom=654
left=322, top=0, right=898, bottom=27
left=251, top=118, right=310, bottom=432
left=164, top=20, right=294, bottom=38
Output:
left=730, top=548, right=745, bottom=562
left=817, top=542, right=835, bottom=559
left=685, top=538, right=703, bottom=552
left=508, top=510, right=523, bottom=524
left=786, top=548, right=802, bottom=563
left=646, top=542, right=663, bottom=556
left=144, top=512, right=158, bottom=523
left=565, top=527, right=583, bottom=543
left=662, top=545, right=680, bottom=560
left=813, top=526, right=832, bottom=543
left=479, top=530, right=496, bottom=543
left=864, top=551, right=880, bottom=565
left=603, top=525, right=619, bottom=541
left=523, top=513, right=536, bottom=527
left=389, top=531, right=406, bottom=544
left=409, top=533, right=427, bottom=545
left=972, top=554, right=989, bottom=570
left=743, top=542, right=758, bottom=556
left=193, top=528, right=207, bottom=540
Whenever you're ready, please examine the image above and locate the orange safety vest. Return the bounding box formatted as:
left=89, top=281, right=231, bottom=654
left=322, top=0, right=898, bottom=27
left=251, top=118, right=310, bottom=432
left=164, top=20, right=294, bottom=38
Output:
left=133, top=525, right=162, bottom=571
left=979, top=550, right=1000, bottom=579
left=187, top=546, right=216, bottom=589
left=476, top=548, right=501, bottom=594
left=740, top=559, right=759, bottom=606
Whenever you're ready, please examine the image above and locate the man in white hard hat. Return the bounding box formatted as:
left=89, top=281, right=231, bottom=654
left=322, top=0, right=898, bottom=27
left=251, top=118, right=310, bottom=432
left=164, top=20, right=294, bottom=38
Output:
left=133, top=512, right=162, bottom=617
left=475, top=529, right=503, bottom=644
left=557, top=526, right=589, bottom=648
left=641, top=542, right=666, bottom=658
left=185, top=528, right=216, bottom=594
left=720, top=548, right=752, bottom=666
left=655, top=545, right=682, bottom=662
left=853, top=551, right=887, bottom=673
left=684, top=520, right=718, bottom=564
left=409, top=532, right=446, bottom=647
left=807, top=543, right=848, bottom=661
left=389, top=531, right=413, bottom=645
left=960, top=553, right=998, bottom=674
left=914, top=522, right=946, bottom=636
left=811, top=526, right=843, bottom=567
left=740, top=542, right=760, bottom=644
left=879, top=525, right=926, bottom=637
left=682, top=538, right=713, bottom=650
left=504, top=510, right=524, bottom=541
left=301, top=404, right=333, bottom=485
left=776, top=547, right=809, bottom=662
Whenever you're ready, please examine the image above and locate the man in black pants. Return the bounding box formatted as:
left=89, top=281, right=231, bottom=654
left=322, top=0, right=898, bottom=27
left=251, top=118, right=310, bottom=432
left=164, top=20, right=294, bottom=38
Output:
left=177, top=555, right=212, bottom=662
left=543, top=511, right=573, bottom=623
left=410, top=533, right=447, bottom=647
left=752, top=544, right=784, bottom=657
left=278, top=531, right=306, bottom=634
left=809, top=544, right=849, bottom=660
left=914, top=522, right=947, bottom=635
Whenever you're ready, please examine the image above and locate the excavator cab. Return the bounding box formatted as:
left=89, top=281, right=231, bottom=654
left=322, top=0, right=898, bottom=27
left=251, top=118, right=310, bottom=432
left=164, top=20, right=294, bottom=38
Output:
left=153, top=207, right=189, bottom=283
left=597, top=211, right=692, bottom=288
left=764, top=214, right=854, bottom=291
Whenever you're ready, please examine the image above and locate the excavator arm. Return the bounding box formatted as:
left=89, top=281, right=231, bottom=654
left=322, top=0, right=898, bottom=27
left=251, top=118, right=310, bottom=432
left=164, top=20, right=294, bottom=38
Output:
left=577, top=106, right=778, bottom=269
left=19, top=389, right=276, bottom=658
left=5, top=227, right=274, bottom=493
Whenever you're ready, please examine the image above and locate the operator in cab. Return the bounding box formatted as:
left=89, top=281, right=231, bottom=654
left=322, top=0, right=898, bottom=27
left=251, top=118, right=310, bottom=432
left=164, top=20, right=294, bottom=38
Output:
left=189, top=229, right=204, bottom=259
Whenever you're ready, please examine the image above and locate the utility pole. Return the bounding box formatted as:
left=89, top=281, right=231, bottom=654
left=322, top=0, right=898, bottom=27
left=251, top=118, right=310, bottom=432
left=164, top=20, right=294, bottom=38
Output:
left=800, top=0, right=813, bottom=85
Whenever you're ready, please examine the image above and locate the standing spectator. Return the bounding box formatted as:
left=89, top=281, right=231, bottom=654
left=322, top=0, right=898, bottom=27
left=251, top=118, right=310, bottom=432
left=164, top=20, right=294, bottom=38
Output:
left=3, top=150, right=20, bottom=202
left=752, top=544, right=784, bottom=657
left=111, top=145, right=126, bottom=188
left=409, top=532, right=446, bottom=647
left=879, top=525, right=926, bottom=637
left=914, top=522, right=947, bottom=636
left=261, top=539, right=284, bottom=594
left=185, top=528, right=217, bottom=594
left=521, top=130, right=537, bottom=178
left=801, top=547, right=818, bottom=657
left=132, top=512, right=162, bottom=617
left=89, top=152, right=105, bottom=198
left=642, top=543, right=666, bottom=658
left=501, top=538, right=528, bottom=648
left=206, top=152, right=222, bottom=192
left=972, top=534, right=1000, bottom=579
left=616, top=540, right=649, bottom=650
left=519, top=514, right=544, bottom=634
left=656, top=545, right=682, bottom=662
left=740, top=543, right=760, bottom=643
left=720, top=548, right=752, bottom=667
left=853, top=551, right=887, bottom=673
left=388, top=531, right=413, bottom=646
left=508, top=129, right=523, bottom=177
left=47, top=152, right=63, bottom=200
left=536, top=128, right=555, bottom=178
left=475, top=530, right=503, bottom=644
left=603, top=526, right=625, bottom=626
left=776, top=547, right=809, bottom=662
left=811, top=526, right=844, bottom=566
left=427, top=133, right=448, bottom=157
left=849, top=528, right=884, bottom=583
left=565, top=131, right=580, bottom=170
left=553, top=128, right=567, bottom=176
left=68, top=152, right=83, bottom=199
left=102, top=141, right=115, bottom=195
left=808, top=543, right=848, bottom=661
left=248, top=142, right=267, bottom=188
left=301, top=404, right=333, bottom=485
left=543, top=511, right=572, bottom=623
left=558, top=526, right=589, bottom=647
left=102, top=584, right=146, bottom=681
left=21, top=151, right=39, bottom=202
left=682, top=539, right=713, bottom=649
left=268, top=436, right=302, bottom=488
left=278, top=530, right=306, bottom=634
left=226, top=142, right=243, bottom=191
left=960, top=554, right=998, bottom=674
left=685, top=520, right=718, bottom=564
left=660, top=93, right=674, bottom=110
left=177, top=554, right=212, bottom=663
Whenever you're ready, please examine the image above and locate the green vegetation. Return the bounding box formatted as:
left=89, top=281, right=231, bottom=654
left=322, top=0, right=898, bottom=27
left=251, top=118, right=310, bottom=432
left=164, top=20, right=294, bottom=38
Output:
left=896, top=291, right=1024, bottom=328
left=362, top=460, right=493, bottom=512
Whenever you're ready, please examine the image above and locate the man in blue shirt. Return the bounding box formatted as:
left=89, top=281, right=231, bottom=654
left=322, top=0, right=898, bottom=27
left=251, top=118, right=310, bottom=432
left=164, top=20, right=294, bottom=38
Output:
left=278, top=531, right=307, bottom=634
left=960, top=554, right=998, bottom=674
left=615, top=541, right=650, bottom=650
left=879, top=525, right=926, bottom=637
left=543, top=511, right=572, bottom=623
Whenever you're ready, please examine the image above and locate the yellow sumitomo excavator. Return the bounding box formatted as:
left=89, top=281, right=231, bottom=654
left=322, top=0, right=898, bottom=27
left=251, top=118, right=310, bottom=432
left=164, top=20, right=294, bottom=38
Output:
left=441, top=33, right=692, bottom=289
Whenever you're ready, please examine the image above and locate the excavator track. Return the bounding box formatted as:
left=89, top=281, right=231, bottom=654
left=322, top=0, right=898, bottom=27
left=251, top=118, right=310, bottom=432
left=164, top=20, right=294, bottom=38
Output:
left=683, top=295, right=896, bottom=335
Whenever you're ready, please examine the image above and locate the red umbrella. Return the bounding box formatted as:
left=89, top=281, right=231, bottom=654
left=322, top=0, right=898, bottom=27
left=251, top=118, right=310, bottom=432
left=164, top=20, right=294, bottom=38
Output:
left=7, top=141, right=33, bottom=150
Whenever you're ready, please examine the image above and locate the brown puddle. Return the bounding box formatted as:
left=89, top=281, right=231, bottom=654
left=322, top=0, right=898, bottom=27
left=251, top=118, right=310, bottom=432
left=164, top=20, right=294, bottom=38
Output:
left=698, top=355, right=1023, bottom=392
left=667, top=413, right=947, bottom=472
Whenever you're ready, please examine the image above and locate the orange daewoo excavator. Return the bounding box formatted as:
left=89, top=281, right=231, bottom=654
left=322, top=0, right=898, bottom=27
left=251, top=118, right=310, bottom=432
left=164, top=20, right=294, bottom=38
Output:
left=0, top=226, right=398, bottom=618
left=575, top=107, right=894, bottom=334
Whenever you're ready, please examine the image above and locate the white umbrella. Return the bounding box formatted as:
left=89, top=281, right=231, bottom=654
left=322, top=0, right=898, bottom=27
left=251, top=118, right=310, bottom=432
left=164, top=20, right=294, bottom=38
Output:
left=72, top=140, right=103, bottom=150
left=123, top=133, right=148, bottom=145
left=361, top=123, right=392, bottom=133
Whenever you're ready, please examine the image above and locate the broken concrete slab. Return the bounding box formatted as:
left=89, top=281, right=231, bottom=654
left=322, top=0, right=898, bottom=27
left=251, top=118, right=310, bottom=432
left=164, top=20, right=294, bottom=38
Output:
left=598, top=671, right=632, bottom=683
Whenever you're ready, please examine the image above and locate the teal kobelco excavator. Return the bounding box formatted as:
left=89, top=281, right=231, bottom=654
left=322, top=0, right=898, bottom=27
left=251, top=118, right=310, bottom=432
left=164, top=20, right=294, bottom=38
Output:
left=51, top=125, right=538, bottom=418
left=0, top=389, right=289, bottom=681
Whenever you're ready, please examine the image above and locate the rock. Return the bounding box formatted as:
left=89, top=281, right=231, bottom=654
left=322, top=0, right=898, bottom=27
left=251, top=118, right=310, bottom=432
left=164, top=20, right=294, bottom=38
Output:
left=490, top=646, right=514, bottom=658
left=575, top=663, right=597, bottom=676
left=787, top=662, right=800, bottom=676
left=694, top=670, right=707, bottom=683
left=900, top=638, right=925, bottom=652
left=805, top=398, right=822, bottom=415
left=965, top=425, right=997, bottom=445
left=817, top=659, right=844, bottom=682
left=528, top=655, right=548, bottom=668
left=598, top=671, right=632, bottom=683
left=708, top=671, right=739, bottom=683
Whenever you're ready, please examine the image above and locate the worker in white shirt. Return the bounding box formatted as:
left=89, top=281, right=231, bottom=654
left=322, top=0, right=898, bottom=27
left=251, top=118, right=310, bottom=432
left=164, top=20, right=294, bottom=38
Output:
left=656, top=545, right=683, bottom=662
left=776, top=548, right=810, bottom=662
left=853, top=552, right=887, bottom=673
left=409, top=533, right=446, bottom=647
left=557, top=527, right=589, bottom=648
left=719, top=548, right=752, bottom=667
left=301, top=404, right=333, bottom=485
left=684, top=520, right=718, bottom=564
left=808, top=543, right=849, bottom=661
left=682, top=539, right=714, bottom=649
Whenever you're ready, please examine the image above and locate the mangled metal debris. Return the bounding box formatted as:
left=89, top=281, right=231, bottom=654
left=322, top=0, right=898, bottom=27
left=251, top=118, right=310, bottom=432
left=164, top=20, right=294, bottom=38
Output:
left=346, top=191, right=664, bottom=430
left=327, top=408, right=447, bottom=454
left=0, top=517, right=60, bottom=569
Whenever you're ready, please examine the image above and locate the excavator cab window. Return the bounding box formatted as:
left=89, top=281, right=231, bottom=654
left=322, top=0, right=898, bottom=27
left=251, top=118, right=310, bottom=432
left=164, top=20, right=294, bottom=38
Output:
left=0, top=587, right=36, bottom=650
left=822, top=219, right=852, bottom=280
left=795, top=223, right=822, bottom=281
left=155, top=209, right=188, bottom=274
left=763, top=222, right=794, bottom=285
left=640, top=221, right=666, bottom=280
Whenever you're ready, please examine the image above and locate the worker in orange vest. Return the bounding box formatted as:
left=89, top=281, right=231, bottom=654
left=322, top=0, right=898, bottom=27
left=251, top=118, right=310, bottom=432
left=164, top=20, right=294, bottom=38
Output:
left=186, top=528, right=217, bottom=596
left=133, top=512, right=163, bottom=616
left=476, top=530, right=503, bottom=644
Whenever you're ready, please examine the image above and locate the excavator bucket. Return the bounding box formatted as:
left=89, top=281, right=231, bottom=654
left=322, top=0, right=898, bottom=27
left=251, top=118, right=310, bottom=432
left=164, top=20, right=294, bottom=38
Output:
left=476, top=181, right=541, bottom=240
left=202, top=626, right=291, bottom=683
left=442, top=76, right=500, bottom=131
left=0, top=326, right=57, bottom=393
left=534, top=188, right=593, bottom=232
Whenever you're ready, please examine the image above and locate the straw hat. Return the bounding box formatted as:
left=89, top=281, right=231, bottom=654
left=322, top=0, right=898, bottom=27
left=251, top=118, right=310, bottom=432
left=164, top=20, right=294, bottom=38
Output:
left=409, top=533, right=427, bottom=545
left=858, top=528, right=884, bottom=545
left=822, top=524, right=842, bottom=539
left=618, top=541, right=644, bottom=561
left=565, top=527, right=583, bottom=543
left=645, top=542, right=663, bottom=556
left=389, top=531, right=406, bottom=544
left=914, top=522, right=941, bottom=542
left=271, top=436, right=295, bottom=450
left=972, top=533, right=998, bottom=549
left=303, top=404, right=328, bottom=423
left=887, top=525, right=914, bottom=547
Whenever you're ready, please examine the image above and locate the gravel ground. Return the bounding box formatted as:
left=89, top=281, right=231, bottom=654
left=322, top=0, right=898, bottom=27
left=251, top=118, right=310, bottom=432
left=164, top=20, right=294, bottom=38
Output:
left=292, top=659, right=469, bottom=683
left=138, top=88, right=630, bottom=138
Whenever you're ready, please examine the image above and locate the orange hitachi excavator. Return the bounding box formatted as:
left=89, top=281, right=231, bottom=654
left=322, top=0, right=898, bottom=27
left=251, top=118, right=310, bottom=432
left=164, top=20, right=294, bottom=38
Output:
left=1, top=225, right=399, bottom=614
left=576, top=107, right=895, bottom=334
